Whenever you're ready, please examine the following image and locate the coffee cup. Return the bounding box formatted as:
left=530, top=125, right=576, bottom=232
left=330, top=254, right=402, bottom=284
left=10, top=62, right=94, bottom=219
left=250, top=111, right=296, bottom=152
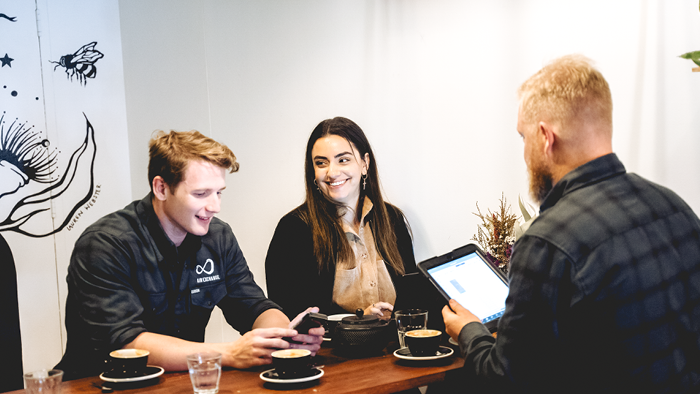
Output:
left=107, top=348, right=149, bottom=376
left=404, top=329, right=441, bottom=357
left=271, top=348, right=311, bottom=376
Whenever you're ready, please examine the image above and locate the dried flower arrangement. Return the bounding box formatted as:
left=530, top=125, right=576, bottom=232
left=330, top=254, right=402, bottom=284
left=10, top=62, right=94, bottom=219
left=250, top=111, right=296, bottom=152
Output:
left=471, top=193, right=518, bottom=274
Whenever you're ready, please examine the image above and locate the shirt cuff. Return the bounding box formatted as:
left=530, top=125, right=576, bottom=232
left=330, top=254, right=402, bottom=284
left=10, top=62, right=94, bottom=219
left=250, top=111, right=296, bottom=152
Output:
left=458, top=321, right=492, bottom=356
left=250, top=299, right=284, bottom=324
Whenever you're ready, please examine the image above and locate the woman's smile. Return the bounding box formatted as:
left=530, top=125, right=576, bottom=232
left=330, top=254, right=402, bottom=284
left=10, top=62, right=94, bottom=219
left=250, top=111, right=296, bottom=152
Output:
left=328, top=178, right=349, bottom=187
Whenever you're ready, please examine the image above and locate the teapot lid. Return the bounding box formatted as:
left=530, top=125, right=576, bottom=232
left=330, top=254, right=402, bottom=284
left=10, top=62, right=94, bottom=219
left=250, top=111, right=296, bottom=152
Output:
left=341, top=309, right=379, bottom=325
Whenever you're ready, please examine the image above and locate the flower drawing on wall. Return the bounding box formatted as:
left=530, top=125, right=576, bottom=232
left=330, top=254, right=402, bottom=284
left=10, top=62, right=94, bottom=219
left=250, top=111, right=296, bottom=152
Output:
left=0, top=112, right=96, bottom=237
left=50, top=42, right=104, bottom=86
left=0, top=115, right=57, bottom=199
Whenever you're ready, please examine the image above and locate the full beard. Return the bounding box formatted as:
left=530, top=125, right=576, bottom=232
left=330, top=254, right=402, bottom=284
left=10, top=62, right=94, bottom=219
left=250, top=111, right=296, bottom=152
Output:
left=528, top=157, right=554, bottom=205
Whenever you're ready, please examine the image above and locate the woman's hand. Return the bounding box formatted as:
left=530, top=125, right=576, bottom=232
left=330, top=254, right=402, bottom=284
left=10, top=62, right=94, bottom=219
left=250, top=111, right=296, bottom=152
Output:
left=364, top=302, right=393, bottom=321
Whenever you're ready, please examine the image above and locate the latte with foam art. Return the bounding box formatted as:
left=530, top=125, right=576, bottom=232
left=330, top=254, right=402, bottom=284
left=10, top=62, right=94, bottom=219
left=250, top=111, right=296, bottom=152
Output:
left=272, top=349, right=310, bottom=358
left=406, top=329, right=440, bottom=338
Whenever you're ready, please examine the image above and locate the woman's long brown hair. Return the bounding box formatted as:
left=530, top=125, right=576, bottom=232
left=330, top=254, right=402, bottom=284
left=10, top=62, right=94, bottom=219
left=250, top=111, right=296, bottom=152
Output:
left=297, top=117, right=406, bottom=275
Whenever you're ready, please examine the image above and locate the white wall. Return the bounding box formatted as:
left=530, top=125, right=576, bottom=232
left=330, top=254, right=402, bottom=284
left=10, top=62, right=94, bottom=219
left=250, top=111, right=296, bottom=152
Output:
left=0, top=0, right=132, bottom=379
left=118, top=0, right=700, bottom=344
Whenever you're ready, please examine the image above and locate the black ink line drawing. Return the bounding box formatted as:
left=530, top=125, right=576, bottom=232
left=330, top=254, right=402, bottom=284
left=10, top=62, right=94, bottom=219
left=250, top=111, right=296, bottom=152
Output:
left=0, top=118, right=57, bottom=199
left=0, top=112, right=97, bottom=236
left=1, top=53, right=13, bottom=67
left=0, top=112, right=96, bottom=392
left=50, top=42, right=104, bottom=86
left=0, top=13, right=17, bottom=22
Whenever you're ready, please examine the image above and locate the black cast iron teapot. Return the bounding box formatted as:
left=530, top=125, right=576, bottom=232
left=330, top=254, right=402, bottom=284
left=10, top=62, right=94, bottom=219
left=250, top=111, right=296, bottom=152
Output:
left=332, top=308, right=392, bottom=356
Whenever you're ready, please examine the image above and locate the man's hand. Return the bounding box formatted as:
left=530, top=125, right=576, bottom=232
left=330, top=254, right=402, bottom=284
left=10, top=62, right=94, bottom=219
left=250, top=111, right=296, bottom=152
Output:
left=287, top=307, right=324, bottom=355
left=226, top=327, right=296, bottom=369
left=124, top=307, right=325, bottom=372
left=442, top=299, right=481, bottom=341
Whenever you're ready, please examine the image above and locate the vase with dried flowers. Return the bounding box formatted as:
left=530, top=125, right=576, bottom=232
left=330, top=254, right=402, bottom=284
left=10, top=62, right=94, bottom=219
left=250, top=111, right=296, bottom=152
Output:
left=472, top=194, right=537, bottom=274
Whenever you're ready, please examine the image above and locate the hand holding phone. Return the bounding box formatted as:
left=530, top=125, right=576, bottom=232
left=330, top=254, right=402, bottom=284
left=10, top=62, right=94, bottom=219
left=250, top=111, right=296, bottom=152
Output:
left=291, top=312, right=327, bottom=333
left=284, top=312, right=327, bottom=343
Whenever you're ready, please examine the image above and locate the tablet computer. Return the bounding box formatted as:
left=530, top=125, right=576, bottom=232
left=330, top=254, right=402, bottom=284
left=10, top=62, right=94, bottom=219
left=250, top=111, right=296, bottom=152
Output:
left=417, top=244, right=509, bottom=332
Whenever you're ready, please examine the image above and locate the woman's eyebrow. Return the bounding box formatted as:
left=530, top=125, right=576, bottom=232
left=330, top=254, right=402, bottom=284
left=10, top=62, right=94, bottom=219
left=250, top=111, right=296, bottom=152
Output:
left=334, top=151, right=352, bottom=159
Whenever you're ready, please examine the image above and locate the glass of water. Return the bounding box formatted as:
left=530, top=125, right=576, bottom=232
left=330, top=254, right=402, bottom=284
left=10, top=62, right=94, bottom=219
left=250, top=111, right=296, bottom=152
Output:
left=24, top=369, right=63, bottom=394
left=395, top=309, right=428, bottom=348
left=186, top=352, right=221, bottom=394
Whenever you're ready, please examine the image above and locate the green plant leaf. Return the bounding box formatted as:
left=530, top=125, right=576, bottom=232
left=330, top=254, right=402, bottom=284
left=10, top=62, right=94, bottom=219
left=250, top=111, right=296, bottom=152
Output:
left=518, top=194, right=532, bottom=222
left=679, top=51, right=700, bottom=67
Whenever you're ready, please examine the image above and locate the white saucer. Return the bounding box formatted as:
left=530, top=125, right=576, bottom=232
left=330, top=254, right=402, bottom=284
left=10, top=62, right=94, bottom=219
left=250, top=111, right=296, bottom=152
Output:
left=393, top=346, right=454, bottom=361
left=260, top=367, right=324, bottom=384
left=323, top=336, right=332, bottom=342
left=100, top=366, right=164, bottom=383
left=448, top=337, right=459, bottom=346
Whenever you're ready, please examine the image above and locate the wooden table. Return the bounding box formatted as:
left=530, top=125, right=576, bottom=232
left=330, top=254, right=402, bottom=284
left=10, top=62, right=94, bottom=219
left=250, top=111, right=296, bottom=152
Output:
left=12, top=342, right=464, bottom=394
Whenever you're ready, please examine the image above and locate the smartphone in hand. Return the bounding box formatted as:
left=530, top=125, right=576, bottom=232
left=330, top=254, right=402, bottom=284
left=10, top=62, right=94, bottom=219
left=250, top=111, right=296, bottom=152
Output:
left=284, top=312, right=327, bottom=343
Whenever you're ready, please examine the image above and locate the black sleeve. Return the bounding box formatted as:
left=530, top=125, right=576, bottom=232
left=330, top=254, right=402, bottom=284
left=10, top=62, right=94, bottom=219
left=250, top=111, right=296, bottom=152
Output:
left=388, top=204, right=417, bottom=275
left=57, top=230, right=149, bottom=380
left=264, top=212, right=335, bottom=319
left=387, top=204, right=445, bottom=331
left=456, top=235, right=576, bottom=392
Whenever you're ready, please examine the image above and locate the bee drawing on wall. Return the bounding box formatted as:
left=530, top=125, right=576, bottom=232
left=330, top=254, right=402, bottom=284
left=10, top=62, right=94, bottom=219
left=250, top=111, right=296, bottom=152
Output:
left=50, top=42, right=104, bottom=86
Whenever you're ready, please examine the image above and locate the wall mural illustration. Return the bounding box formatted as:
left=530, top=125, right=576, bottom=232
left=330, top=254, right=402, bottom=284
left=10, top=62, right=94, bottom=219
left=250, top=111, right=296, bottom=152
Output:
left=1, top=6, right=25, bottom=391
left=0, top=114, right=57, bottom=199
left=1, top=11, right=15, bottom=75
left=1, top=3, right=111, bottom=390
left=1, top=53, right=12, bottom=67
left=0, top=111, right=97, bottom=236
left=0, top=1, right=131, bottom=389
left=0, top=12, right=16, bottom=22
left=50, top=42, right=104, bottom=85
left=0, top=111, right=96, bottom=391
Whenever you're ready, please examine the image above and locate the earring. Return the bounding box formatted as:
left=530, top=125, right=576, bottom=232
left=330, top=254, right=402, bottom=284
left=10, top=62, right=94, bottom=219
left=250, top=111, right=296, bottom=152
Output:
left=314, top=179, right=320, bottom=192
left=362, top=173, right=368, bottom=190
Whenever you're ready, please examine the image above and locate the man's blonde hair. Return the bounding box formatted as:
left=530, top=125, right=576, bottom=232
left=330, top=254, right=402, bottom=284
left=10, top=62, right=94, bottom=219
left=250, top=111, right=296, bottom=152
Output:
left=148, top=130, right=239, bottom=192
left=518, top=54, right=612, bottom=132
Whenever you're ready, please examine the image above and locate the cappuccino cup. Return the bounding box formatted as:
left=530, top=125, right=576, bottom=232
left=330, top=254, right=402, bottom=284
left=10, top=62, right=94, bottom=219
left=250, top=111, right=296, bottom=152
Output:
left=271, top=348, right=311, bottom=376
left=107, top=348, right=149, bottom=376
left=405, top=329, right=441, bottom=357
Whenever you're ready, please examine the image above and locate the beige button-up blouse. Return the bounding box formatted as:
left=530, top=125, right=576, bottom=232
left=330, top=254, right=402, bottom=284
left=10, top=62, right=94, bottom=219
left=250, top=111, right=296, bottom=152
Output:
left=332, top=197, right=396, bottom=312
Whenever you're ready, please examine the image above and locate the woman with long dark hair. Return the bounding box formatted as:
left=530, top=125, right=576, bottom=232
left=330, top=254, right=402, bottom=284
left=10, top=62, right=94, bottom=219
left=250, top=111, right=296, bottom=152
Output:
left=265, top=117, right=416, bottom=320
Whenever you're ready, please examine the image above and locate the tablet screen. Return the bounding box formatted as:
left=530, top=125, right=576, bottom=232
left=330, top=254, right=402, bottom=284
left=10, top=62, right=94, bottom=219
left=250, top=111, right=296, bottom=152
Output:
left=426, top=252, right=509, bottom=324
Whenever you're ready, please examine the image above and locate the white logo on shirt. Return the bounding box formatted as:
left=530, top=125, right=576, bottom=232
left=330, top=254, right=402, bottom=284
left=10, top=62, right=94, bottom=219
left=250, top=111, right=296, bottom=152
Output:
left=196, top=258, right=214, bottom=275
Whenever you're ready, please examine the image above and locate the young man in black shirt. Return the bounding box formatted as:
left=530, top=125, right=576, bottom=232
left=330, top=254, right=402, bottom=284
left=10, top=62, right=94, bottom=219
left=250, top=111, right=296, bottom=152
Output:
left=56, top=130, right=323, bottom=380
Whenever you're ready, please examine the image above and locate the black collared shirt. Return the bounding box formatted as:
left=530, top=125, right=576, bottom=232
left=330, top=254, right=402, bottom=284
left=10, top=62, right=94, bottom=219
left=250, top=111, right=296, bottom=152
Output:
left=458, top=154, right=700, bottom=393
left=56, top=194, right=280, bottom=380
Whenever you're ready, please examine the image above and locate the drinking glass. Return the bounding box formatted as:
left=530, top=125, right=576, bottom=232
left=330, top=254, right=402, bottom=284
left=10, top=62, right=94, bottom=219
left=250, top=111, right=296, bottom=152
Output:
left=395, top=309, right=428, bottom=348
left=186, top=352, right=221, bottom=394
left=24, top=369, right=63, bottom=394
